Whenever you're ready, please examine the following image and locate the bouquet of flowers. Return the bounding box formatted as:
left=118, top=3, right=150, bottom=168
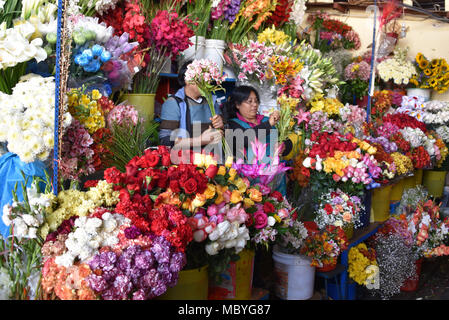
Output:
left=348, top=243, right=379, bottom=289
left=340, top=59, right=370, bottom=104
left=377, top=47, right=416, bottom=86
left=409, top=52, right=449, bottom=94
left=300, top=225, right=348, bottom=268
left=0, top=74, right=72, bottom=163
left=307, top=12, right=361, bottom=53
left=314, top=189, right=364, bottom=230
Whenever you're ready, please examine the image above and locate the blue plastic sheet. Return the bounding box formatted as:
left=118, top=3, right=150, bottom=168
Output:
left=0, top=153, right=49, bottom=237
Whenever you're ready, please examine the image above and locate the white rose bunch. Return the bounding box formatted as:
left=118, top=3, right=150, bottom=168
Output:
left=0, top=20, right=47, bottom=70
left=377, top=47, right=416, bottom=85
left=55, top=212, right=130, bottom=268
left=72, top=15, right=113, bottom=43
left=205, top=221, right=250, bottom=256
left=0, top=74, right=72, bottom=163
left=399, top=127, right=436, bottom=156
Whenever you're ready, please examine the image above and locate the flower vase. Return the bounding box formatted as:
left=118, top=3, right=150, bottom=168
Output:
left=406, top=88, right=431, bottom=102
left=121, top=93, right=155, bottom=123
left=180, top=35, right=206, bottom=65
left=157, top=265, right=209, bottom=300
left=400, top=259, right=423, bottom=292
left=208, top=249, right=255, bottom=300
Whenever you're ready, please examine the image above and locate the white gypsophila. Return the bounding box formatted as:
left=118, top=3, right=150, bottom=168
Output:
left=95, top=0, right=119, bottom=15
left=55, top=213, right=128, bottom=267
left=436, top=126, right=449, bottom=143
left=0, top=268, right=12, bottom=300
left=12, top=217, right=29, bottom=239
left=0, top=21, right=47, bottom=70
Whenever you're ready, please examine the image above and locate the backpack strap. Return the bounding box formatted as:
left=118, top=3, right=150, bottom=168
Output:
left=170, top=95, right=193, bottom=138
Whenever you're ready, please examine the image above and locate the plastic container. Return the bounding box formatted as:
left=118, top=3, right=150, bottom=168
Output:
left=181, top=36, right=205, bottom=64
left=400, top=259, right=423, bottom=292
left=406, top=88, right=431, bottom=102
left=327, top=280, right=357, bottom=300
left=371, top=184, right=393, bottom=222
left=390, top=181, right=404, bottom=202
left=208, top=249, right=255, bottom=300
left=414, top=169, right=423, bottom=185
left=272, top=247, right=315, bottom=300
left=157, top=265, right=208, bottom=300
left=204, top=39, right=226, bottom=71
left=422, top=170, right=447, bottom=198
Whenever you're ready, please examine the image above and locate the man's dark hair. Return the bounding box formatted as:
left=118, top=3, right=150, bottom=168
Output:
left=177, top=60, right=193, bottom=87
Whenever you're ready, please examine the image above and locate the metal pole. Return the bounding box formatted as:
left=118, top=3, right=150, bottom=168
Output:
left=366, top=0, right=378, bottom=123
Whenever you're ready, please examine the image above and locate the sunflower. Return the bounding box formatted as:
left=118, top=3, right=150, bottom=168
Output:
left=441, top=62, right=449, bottom=72
left=416, top=52, right=424, bottom=64
left=419, top=59, right=430, bottom=69
left=424, top=68, right=432, bottom=76
left=409, top=78, right=419, bottom=86
left=431, top=59, right=440, bottom=68
left=429, top=77, right=438, bottom=88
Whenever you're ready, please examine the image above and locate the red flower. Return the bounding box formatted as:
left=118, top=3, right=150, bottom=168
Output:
left=205, top=165, right=218, bottom=179
left=84, top=180, right=99, bottom=189
left=104, top=166, right=122, bottom=184
left=263, top=202, right=275, bottom=214
left=324, top=204, right=333, bottom=215
left=269, top=191, right=284, bottom=202
left=181, top=178, right=198, bottom=194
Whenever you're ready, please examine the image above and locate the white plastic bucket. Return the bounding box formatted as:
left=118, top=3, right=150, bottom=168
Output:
left=406, top=88, right=431, bottom=102
left=204, top=39, right=226, bottom=71
left=272, top=248, right=315, bottom=300
left=223, top=65, right=236, bottom=79
left=181, top=36, right=205, bottom=65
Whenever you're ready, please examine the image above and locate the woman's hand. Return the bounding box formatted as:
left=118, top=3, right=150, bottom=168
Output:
left=269, top=110, right=280, bottom=126
left=210, top=115, right=224, bottom=129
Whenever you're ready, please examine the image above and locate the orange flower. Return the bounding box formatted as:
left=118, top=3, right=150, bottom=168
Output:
left=248, top=188, right=263, bottom=202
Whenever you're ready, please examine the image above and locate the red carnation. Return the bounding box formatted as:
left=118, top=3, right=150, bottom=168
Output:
left=263, top=202, right=275, bottom=214
left=269, top=191, right=284, bottom=202
left=84, top=180, right=99, bottom=189
left=324, top=204, right=333, bottom=215
left=104, top=166, right=122, bottom=184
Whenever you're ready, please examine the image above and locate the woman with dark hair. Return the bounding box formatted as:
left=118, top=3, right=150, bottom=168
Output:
left=159, top=60, right=224, bottom=149
left=223, top=85, right=293, bottom=163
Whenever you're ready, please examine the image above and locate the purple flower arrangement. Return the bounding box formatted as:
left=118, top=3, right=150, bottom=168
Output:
left=87, top=235, right=186, bottom=300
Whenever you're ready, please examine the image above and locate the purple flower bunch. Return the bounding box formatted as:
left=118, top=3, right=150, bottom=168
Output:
left=223, top=0, right=241, bottom=23
left=344, top=61, right=370, bottom=81
left=86, top=236, right=186, bottom=300
left=212, top=0, right=231, bottom=20
left=366, top=136, right=398, bottom=153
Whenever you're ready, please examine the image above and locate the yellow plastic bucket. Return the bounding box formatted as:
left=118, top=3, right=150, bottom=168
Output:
left=371, top=184, right=393, bottom=222
left=422, top=170, right=447, bottom=198
left=414, top=169, right=423, bottom=185
left=208, top=249, right=255, bottom=300
left=121, top=93, right=155, bottom=122
left=157, top=265, right=208, bottom=300
left=390, top=180, right=404, bottom=202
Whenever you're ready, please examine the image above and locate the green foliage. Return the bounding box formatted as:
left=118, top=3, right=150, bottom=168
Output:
left=339, top=79, right=369, bottom=104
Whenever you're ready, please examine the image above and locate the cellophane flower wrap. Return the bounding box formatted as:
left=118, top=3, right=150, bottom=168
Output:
left=314, top=189, right=364, bottom=229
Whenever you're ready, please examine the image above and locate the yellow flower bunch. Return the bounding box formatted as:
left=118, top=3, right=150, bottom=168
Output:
left=67, top=88, right=106, bottom=134
left=39, top=181, right=120, bottom=239
left=323, top=151, right=362, bottom=176
left=391, top=152, right=414, bottom=175
left=309, top=96, right=344, bottom=116
left=266, top=55, right=303, bottom=86
left=411, top=53, right=449, bottom=93
left=231, top=0, right=276, bottom=31
left=348, top=243, right=377, bottom=286
left=351, top=138, right=377, bottom=155
left=257, top=25, right=291, bottom=46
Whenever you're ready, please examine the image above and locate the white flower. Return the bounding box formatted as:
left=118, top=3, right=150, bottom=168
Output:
left=267, top=216, right=276, bottom=227
left=2, top=205, right=12, bottom=226
left=205, top=242, right=220, bottom=255
left=0, top=267, right=12, bottom=300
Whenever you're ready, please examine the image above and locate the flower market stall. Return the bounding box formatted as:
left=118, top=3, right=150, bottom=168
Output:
left=1, top=0, right=449, bottom=302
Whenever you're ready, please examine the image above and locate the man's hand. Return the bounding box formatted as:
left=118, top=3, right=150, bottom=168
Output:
left=210, top=115, right=224, bottom=129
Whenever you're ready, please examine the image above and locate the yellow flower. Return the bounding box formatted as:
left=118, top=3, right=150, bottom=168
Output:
left=243, top=197, right=255, bottom=209
left=424, top=68, right=432, bottom=76
left=248, top=188, right=263, bottom=202
left=230, top=190, right=243, bottom=204
left=217, top=166, right=227, bottom=176
left=234, top=178, right=247, bottom=193
left=228, top=168, right=237, bottom=181
left=191, top=193, right=207, bottom=210
left=204, top=184, right=216, bottom=199
left=225, top=156, right=234, bottom=168
left=91, top=89, right=102, bottom=100
left=81, top=94, right=91, bottom=105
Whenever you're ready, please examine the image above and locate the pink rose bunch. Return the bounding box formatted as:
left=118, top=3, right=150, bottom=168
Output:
left=149, top=9, right=196, bottom=59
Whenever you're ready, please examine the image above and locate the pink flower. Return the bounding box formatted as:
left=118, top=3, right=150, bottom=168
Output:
left=207, top=204, right=219, bottom=216
left=253, top=211, right=268, bottom=229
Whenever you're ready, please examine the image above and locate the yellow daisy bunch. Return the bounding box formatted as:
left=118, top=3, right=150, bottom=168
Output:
left=67, top=88, right=105, bottom=134
left=257, top=25, right=291, bottom=47
left=348, top=243, right=377, bottom=286
left=391, top=152, right=414, bottom=175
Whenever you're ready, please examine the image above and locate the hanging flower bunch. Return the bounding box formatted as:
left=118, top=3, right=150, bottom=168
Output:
left=307, top=12, right=361, bottom=53
left=348, top=243, right=379, bottom=289
left=340, top=59, right=370, bottom=103
left=0, top=74, right=72, bottom=163
left=409, top=52, right=449, bottom=93
left=314, top=189, right=364, bottom=229
left=300, top=225, right=348, bottom=268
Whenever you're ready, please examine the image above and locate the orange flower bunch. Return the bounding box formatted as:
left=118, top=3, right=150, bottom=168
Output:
left=290, top=151, right=310, bottom=187
left=236, top=0, right=277, bottom=30
left=266, top=55, right=303, bottom=85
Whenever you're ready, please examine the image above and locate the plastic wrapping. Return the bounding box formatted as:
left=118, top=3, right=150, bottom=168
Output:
left=395, top=185, right=429, bottom=216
